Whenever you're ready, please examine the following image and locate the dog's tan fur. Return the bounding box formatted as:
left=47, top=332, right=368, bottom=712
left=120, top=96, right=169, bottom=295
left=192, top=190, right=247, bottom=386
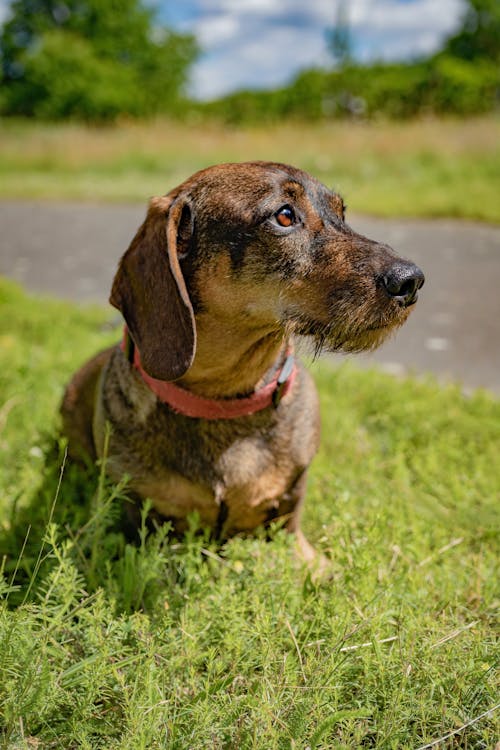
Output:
left=61, top=161, right=423, bottom=562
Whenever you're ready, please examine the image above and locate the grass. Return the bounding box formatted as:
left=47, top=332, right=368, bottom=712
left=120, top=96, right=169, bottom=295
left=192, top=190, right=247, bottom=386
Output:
left=0, top=276, right=499, bottom=749
left=0, top=116, right=500, bottom=222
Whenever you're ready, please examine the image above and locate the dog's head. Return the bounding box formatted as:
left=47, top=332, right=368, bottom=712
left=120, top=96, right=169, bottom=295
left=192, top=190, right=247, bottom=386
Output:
left=111, top=161, right=424, bottom=380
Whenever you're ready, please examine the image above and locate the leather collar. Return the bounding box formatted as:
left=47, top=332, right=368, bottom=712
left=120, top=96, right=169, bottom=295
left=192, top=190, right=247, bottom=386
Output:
left=120, top=328, right=297, bottom=420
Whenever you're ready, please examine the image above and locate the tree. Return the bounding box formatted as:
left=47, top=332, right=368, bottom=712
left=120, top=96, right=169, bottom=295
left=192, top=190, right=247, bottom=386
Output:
left=443, top=0, right=500, bottom=63
left=0, top=0, right=198, bottom=120
left=326, top=0, right=352, bottom=69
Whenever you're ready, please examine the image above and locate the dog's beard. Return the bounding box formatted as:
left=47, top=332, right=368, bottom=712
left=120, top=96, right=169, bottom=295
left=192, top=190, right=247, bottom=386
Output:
left=286, top=305, right=410, bottom=359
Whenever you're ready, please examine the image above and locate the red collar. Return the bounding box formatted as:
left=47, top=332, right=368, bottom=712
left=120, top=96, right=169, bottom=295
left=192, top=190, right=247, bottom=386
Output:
left=120, top=328, right=297, bottom=420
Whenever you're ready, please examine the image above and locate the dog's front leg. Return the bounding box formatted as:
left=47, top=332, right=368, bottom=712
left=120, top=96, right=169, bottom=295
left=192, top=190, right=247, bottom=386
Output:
left=279, top=470, right=329, bottom=575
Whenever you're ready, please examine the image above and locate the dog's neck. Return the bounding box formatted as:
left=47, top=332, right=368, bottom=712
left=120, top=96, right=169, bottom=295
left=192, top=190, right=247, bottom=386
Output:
left=122, top=326, right=296, bottom=419
left=178, top=321, right=287, bottom=399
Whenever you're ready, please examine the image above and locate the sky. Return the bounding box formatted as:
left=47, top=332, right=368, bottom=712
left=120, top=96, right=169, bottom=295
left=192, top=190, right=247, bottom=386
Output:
left=160, top=0, right=466, bottom=99
left=0, top=0, right=466, bottom=100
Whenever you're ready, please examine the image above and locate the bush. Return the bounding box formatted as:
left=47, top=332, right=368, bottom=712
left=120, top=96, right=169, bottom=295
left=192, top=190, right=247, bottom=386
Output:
left=201, top=58, right=499, bottom=125
left=427, top=54, right=499, bottom=114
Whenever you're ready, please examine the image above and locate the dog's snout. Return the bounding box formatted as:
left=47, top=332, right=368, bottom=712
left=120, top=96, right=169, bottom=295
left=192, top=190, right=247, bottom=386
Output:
left=381, top=261, right=425, bottom=307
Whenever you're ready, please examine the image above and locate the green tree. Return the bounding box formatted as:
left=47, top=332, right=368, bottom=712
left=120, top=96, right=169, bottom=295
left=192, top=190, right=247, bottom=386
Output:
left=444, top=0, right=500, bottom=62
left=0, top=0, right=198, bottom=120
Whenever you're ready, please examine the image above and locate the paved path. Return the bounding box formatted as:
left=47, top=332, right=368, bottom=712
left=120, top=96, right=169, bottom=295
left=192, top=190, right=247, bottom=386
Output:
left=1, top=201, right=499, bottom=393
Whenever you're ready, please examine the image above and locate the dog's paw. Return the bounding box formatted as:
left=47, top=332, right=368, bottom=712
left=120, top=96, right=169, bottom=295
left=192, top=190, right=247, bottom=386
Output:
left=294, top=529, right=331, bottom=581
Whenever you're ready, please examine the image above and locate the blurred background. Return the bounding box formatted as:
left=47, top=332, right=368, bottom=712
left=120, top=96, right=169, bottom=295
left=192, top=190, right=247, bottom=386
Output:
left=1, top=0, right=498, bottom=124
left=0, top=0, right=499, bottom=391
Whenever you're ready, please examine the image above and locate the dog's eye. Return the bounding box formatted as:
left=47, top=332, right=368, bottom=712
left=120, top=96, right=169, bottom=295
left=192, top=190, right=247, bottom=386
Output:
left=275, top=205, right=296, bottom=228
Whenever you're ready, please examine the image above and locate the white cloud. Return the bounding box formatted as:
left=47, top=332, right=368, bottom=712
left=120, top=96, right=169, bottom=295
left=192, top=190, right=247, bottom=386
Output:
left=195, top=14, right=240, bottom=46
left=349, top=0, right=462, bottom=32
left=191, top=23, right=332, bottom=99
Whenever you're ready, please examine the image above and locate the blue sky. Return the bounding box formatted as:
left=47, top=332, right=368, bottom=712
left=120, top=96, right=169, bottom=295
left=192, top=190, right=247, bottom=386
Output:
left=0, top=0, right=466, bottom=100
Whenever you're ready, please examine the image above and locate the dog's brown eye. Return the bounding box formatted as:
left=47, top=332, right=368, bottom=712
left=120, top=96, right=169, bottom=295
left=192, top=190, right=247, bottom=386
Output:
left=275, top=206, right=295, bottom=228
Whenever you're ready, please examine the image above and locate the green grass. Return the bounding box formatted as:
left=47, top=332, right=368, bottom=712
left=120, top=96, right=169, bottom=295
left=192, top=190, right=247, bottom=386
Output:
left=0, top=276, right=499, bottom=749
left=1, top=117, right=500, bottom=222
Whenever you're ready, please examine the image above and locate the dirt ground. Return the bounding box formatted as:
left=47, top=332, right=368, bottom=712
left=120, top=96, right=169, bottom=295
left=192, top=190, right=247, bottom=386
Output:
left=1, top=201, right=499, bottom=394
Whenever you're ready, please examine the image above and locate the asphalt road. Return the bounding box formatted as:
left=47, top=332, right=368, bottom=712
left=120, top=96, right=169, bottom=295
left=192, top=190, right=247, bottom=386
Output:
left=1, top=201, right=499, bottom=394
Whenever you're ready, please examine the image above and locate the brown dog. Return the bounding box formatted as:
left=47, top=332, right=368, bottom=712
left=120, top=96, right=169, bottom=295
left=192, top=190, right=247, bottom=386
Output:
left=61, top=161, right=424, bottom=563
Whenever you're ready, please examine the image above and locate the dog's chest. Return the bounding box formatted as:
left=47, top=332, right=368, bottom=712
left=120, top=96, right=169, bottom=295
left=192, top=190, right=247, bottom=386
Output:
left=97, top=353, right=319, bottom=535
left=132, top=431, right=296, bottom=534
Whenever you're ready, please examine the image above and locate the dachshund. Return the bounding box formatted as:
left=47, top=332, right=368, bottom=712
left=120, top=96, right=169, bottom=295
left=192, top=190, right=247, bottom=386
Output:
left=61, top=161, right=424, bottom=564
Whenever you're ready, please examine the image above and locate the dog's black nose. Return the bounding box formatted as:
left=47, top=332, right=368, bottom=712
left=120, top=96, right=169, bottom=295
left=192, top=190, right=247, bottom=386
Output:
left=381, top=261, right=425, bottom=307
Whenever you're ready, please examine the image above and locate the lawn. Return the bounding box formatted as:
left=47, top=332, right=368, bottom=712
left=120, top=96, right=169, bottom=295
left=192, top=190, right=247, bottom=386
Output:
left=1, top=116, right=499, bottom=222
left=0, top=277, right=498, bottom=748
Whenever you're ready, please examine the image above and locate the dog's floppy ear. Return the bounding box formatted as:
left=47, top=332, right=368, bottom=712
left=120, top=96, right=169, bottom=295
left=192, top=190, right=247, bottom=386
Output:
left=110, top=195, right=196, bottom=381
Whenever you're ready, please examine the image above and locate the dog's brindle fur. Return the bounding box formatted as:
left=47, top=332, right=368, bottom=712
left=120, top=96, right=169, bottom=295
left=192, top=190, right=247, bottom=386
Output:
left=61, top=161, right=423, bottom=563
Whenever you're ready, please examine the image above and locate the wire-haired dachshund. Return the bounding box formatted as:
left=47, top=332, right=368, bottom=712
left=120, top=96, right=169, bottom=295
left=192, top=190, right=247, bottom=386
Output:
left=61, top=161, right=424, bottom=565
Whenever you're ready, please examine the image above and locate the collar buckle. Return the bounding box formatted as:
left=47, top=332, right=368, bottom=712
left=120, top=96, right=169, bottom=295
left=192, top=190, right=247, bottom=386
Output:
left=272, top=353, right=296, bottom=408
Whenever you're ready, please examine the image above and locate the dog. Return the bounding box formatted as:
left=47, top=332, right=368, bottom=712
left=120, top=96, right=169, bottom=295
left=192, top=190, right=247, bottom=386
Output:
left=61, top=161, right=424, bottom=564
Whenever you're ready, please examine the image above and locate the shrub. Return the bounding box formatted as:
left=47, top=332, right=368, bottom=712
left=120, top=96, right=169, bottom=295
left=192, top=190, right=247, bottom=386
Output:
left=427, top=55, right=499, bottom=114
